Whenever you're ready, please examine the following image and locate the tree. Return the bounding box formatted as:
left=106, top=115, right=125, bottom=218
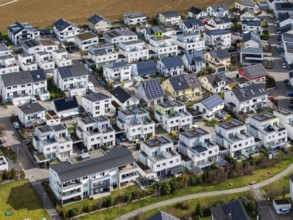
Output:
left=161, top=182, right=171, bottom=195
left=195, top=204, right=203, bottom=217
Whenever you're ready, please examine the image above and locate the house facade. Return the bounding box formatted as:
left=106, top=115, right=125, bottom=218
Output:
left=53, top=19, right=80, bottom=42
left=82, top=92, right=113, bottom=117
left=18, top=102, right=46, bottom=127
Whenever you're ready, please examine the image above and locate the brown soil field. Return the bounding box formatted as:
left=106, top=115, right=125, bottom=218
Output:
left=0, top=0, right=235, bottom=32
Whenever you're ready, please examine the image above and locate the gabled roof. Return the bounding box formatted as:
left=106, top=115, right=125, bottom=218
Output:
left=183, top=19, right=204, bottom=28
left=18, top=102, right=46, bottom=115
left=239, top=63, right=267, bottom=80
left=83, top=92, right=111, bottom=102
left=57, top=64, right=88, bottom=79
left=212, top=16, right=231, bottom=24
left=237, top=1, right=255, bottom=7
left=242, top=31, right=261, bottom=45
left=159, top=11, right=181, bottom=18
left=210, top=49, right=230, bottom=60
left=140, top=79, right=165, bottom=100
left=210, top=3, right=228, bottom=12
left=206, top=29, right=230, bottom=36
left=88, top=14, right=109, bottom=25
left=148, top=211, right=180, bottom=220
left=50, top=147, right=134, bottom=182
left=231, top=84, right=267, bottom=102
left=53, top=18, right=73, bottom=32
left=188, top=7, right=203, bottom=15
left=169, top=74, right=201, bottom=92
left=111, top=86, right=131, bottom=103
left=205, top=72, right=233, bottom=88
left=8, top=22, right=36, bottom=35
left=240, top=8, right=254, bottom=16
left=184, top=51, right=205, bottom=65
left=199, top=94, right=224, bottom=111
left=211, top=200, right=250, bottom=220
left=278, top=12, right=290, bottom=23
left=136, top=60, right=156, bottom=77
left=53, top=96, right=78, bottom=112
left=242, top=19, right=261, bottom=27
left=160, top=56, right=184, bottom=68
left=276, top=3, right=293, bottom=11
left=145, top=26, right=166, bottom=35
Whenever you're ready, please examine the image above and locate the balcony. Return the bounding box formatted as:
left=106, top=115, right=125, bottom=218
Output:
left=62, top=180, right=82, bottom=191
left=68, top=85, right=87, bottom=96
left=10, top=94, right=31, bottom=106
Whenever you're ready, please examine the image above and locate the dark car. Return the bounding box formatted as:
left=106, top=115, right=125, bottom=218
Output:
left=288, top=91, right=293, bottom=97
left=284, top=79, right=289, bottom=84
left=290, top=99, right=293, bottom=108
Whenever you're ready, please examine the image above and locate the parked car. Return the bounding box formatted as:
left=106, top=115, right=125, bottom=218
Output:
left=282, top=61, right=287, bottom=69
left=289, top=99, right=293, bottom=108
left=30, top=96, right=37, bottom=103
left=13, top=122, right=20, bottom=129
left=284, top=79, right=289, bottom=84
left=288, top=91, right=293, bottom=97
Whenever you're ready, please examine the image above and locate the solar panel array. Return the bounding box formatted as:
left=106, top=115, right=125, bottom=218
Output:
left=201, top=94, right=224, bottom=110
left=58, top=66, right=72, bottom=79
left=161, top=56, right=184, bottom=69
left=222, top=200, right=250, bottom=220
left=243, top=63, right=267, bottom=79
left=143, top=79, right=164, bottom=99
left=54, top=96, right=78, bottom=112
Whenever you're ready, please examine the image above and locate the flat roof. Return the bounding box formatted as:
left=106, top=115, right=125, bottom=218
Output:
left=252, top=112, right=276, bottom=122
left=181, top=128, right=208, bottom=138
left=144, top=137, right=172, bottom=148
left=218, top=120, right=244, bottom=130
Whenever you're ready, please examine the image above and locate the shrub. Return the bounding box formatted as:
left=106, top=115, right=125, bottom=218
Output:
left=176, top=201, right=190, bottom=210
left=66, top=208, right=78, bottom=218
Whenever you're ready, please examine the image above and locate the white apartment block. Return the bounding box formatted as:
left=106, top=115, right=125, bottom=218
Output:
left=117, top=108, right=155, bottom=141
left=124, top=12, right=147, bottom=26
left=8, top=22, right=40, bottom=45
left=154, top=100, right=192, bottom=132
left=52, top=49, right=72, bottom=67
left=17, top=53, right=38, bottom=71
left=75, top=32, right=99, bottom=51
left=103, top=61, right=131, bottom=84
left=33, top=124, right=73, bottom=163
left=82, top=92, right=112, bottom=117
left=104, top=29, right=138, bottom=45
left=53, top=18, right=80, bottom=42
left=248, top=113, right=288, bottom=148
left=178, top=128, right=219, bottom=169
left=273, top=108, right=293, bottom=140
left=148, top=36, right=178, bottom=59
left=49, top=147, right=138, bottom=205
left=175, top=33, right=206, bottom=52
left=0, top=55, right=19, bottom=75
left=22, top=39, right=58, bottom=55
left=205, top=29, right=231, bottom=49
left=215, top=120, right=256, bottom=158
left=35, top=51, right=55, bottom=73
left=158, top=12, right=182, bottom=26
left=119, top=40, right=149, bottom=63
left=76, top=116, right=115, bottom=150
left=139, top=137, right=182, bottom=178
left=88, top=44, right=118, bottom=67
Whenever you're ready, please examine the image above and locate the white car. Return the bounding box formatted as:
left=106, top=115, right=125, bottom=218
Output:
left=282, top=62, right=287, bottom=69
left=191, top=123, right=198, bottom=129
left=30, top=96, right=37, bottom=103
left=13, top=122, right=20, bottom=129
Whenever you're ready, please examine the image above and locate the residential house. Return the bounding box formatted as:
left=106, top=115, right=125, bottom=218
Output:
left=215, top=120, right=256, bottom=157
left=52, top=49, right=72, bottom=67
left=0, top=44, right=10, bottom=57
left=49, top=147, right=138, bottom=204
left=131, top=60, right=157, bottom=77
left=175, top=33, right=206, bottom=52
left=8, top=22, right=40, bottom=45
left=180, top=19, right=205, bottom=34
left=158, top=11, right=181, bottom=26
left=148, top=211, right=180, bottom=220
left=139, top=137, right=182, bottom=178
left=273, top=108, right=293, bottom=140
left=118, top=40, right=149, bottom=63
left=240, top=8, right=255, bottom=21
left=178, top=128, right=219, bottom=169
left=188, top=7, right=207, bottom=19
left=162, top=74, right=202, bottom=101
left=193, top=94, right=224, bottom=121
left=242, top=19, right=262, bottom=34
left=22, top=39, right=58, bottom=55
left=136, top=79, right=165, bottom=106
left=205, top=49, right=231, bottom=72
left=0, top=69, right=49, bottom=105
left=33, top=124, right=73, bottom=163
left=157, top=56, right=184, bottom=77
left=211, top=200, right=250, bottom=220
left=205, top=29, right=231, bottom=49
left=206, top=4, right=229, bottom=18
left=76, top=116, right=115, bottom=150
left=103, top=61, right=131, bottom=84
left=148, top=36, right=178, bottom=58
left=88, top=44, right=118, bottom=67
left=124, top=12, right=147, bottom=26
left=82, top=92, right=112, bottom=117
left=111, top=86, right=139, bottom=110
left=199, top=72, right=235, bottom=93
left=248, top=112, right=288, bottom=148
left=224, top=83, right=268, bottom=113
left=17, top=53, right=37, bottom=71
left=142, top=26, right=167, bottom=40
left=235, top=1, right=257, bottom=11
left=75, top=32, right=99, bottom=51
left=51, top=96, right=79, bottom=118
left=0, top=55, right=19, bottom=75
left=275, top=3, right=293, bottom=17
left=242, top=31, right=262, bottom=48
left=207, top=16, right=232, bottom=30
left=103, top=29, right=138, bottom=45
left=279, top=12, right=293, bottom=29
left=117, top=108, right=155, bottom=141
left=35, top=51, right=55, bottom=73
left=154, top=100, right=192, bottom=132
left=53, top=18, right=80, bottom=42
left=238, top=63, right=267, bottom=84
left=18, top=102, right=46, bottom=127
left=240, top=47, right=264, bottom=65
left=182, top=50, right=206, bottom=72
left=54, top=64, right=89, bottom=96
left=88, top=14, right=111, bottom=33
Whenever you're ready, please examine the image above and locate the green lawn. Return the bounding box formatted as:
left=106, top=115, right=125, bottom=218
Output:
left=75, top=157, right=293, bottom=220
left=0, top=180, right=48, bottom=220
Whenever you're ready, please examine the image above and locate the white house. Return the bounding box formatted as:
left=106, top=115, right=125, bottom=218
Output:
left=22, top=39, right=58, bottom=55
left=175, top=33, right=206, bottom=52
left=0, top=69, right=49, bottom=105
left=239, top=8, right=255, bottom=21
left=0, top=156, right=8, bottom=171
left=148, top=36, right=178, bottom=58
left=141, top=26, right=167, bottom=40
left=180, top=19, right=205, bottom=34
left=178, top=128, right=219, bottom=169
left=207, top=16, right=232, bottom=30
left=53, top=18, right=80, bottom=42
left=158, top=11, right=182, bottom=26
left=157, top=56, right=184, bottom=77
left=215, top=120, right=256, bottom=157
left=88, top=14, right=111, bottom=33
left=139, top=137, right=182, bottom=178
left=88, top=44, right=118, bottom=67
left=117, top=108, right=155, bottom=141
left=242, top=31, right=262, bottom=48
left=18, top=102, right=46, bottom=127
left=240, top=47, right=264, bottom=65
left=103, top=61, right=132, bottom=84
left=111, top=86, right=139, bottom=110
left=182, top=51, right=206, bottom=72
left=0, top=55, right=19, bottom=75
left=124, top=12, right=147, bottom=26
left=0, top=44, right=10, bottom=57
left=206, top=4, right=229, bottom=17
left=238, top=63, right=267, bottom=85
left=242, top=19, right=262, bottom=34
left=193, top=94, right=224, bottom=121
left=199, top=72, right=234, bottom=94
left=188, top=7, right=207, bottom=19
left=17, top=53, right=37, bottom=71
left=52, top=49, right=72, bottom=67
left=54, top=64, right=89, bottom=96
left=49, top=147, right=138, bottom=205
left=75, top=32, right=99, bottom=51
left=35, top=51, right=55, bottom=73
left=8, top=22, right=40, bottom=45
left=76, top=116, right=115, bottom=150
left=82, top=92, right=112, bottom=117
left=224, top=84, right=268, bottom=113
left=104, top=30, right=138, bottom=45
left=51, top=96, right=79, bottom=118
left=205, top=29, right=231, bottom=49
left=273, top=108, right=293, bottom=140
left=154, top=100, right=192, bottom=132
left=33, top=124, right=73, bottom=163
left=131, top=60, right=157, bottom=78
left=118, top=40, right=149, bottom=63
left=248, top=112, right=288, bottom=148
